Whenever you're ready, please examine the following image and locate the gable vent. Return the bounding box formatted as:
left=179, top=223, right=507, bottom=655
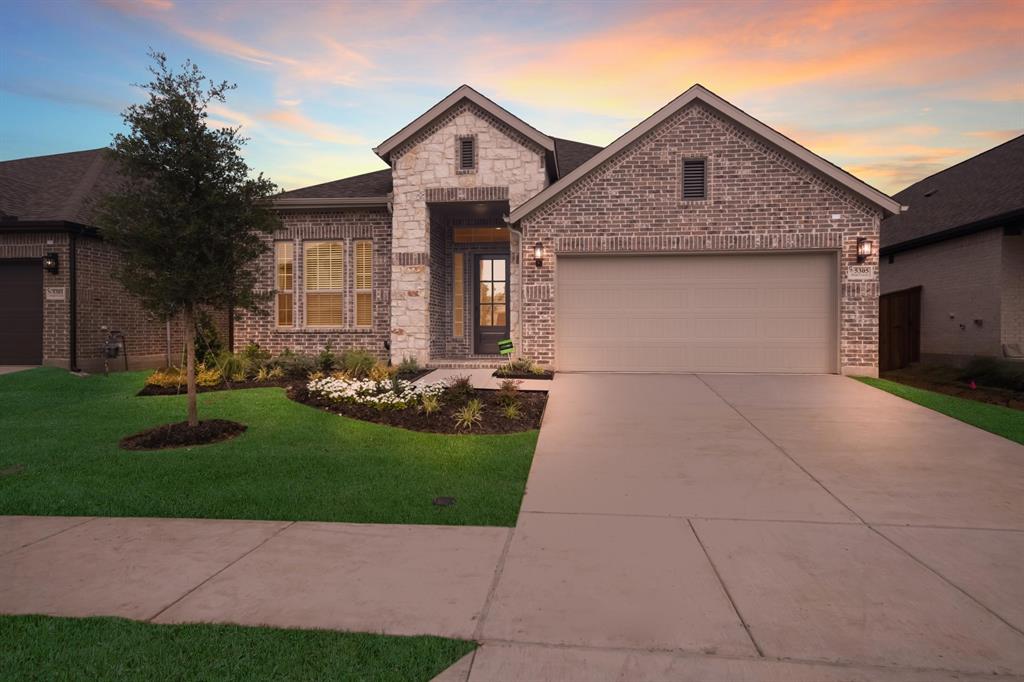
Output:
left=682, top=158, right=707, bottom=200
left=458, top=136, right=476, bottom=172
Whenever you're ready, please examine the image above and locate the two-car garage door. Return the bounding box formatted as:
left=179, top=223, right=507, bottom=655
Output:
left=556, top=253, right=837, bottom=373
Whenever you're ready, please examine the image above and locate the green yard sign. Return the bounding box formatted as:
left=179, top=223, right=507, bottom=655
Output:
left=498, top=339, right=515, bottom=356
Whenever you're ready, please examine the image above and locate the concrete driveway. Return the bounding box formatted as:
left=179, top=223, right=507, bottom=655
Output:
left=475, top=373, right=1024, bottom=680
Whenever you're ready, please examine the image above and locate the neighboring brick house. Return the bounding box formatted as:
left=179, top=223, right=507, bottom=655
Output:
left=880, top=135, right=1024, bottom=369
left=236, top=84, right=899, bottom=375
left=0, top=149, right=222, bottom=372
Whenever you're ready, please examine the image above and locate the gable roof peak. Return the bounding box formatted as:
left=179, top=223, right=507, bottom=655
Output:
left=373, top=84, right=554, bottom=163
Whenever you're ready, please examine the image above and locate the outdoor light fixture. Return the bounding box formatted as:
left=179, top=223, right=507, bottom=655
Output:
left=856, top=238, right=872, bottom=263
left=534, top=241, right=543, bottom=267
left=43, top=252, right=59, bottom=274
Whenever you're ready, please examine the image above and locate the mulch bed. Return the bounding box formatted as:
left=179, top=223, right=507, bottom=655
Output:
left=492, top=370, right=555, bottom=380
left=288, top=386, right=548, bottom=434
left=137, top=372, right=430, bottom=397
left=881, top=371, right=1024, bottom=412
left=120, top=419, right=248, bottom=451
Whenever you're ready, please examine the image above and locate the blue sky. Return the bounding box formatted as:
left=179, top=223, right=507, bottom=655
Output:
left=1, top=0, right=1021, bottom=193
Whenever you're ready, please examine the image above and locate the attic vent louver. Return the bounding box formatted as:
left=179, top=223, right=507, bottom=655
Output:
left=682, top=158, right=707, bottom=200
left=458, top=136, right=476, bottom=172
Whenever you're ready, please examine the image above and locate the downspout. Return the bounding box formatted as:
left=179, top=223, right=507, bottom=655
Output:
left=69, top=231, right=79, bottom=372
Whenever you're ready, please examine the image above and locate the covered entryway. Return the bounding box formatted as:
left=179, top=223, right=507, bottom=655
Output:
left=555, top=253, right=837, bottom=373
left=0, top=260, right=43, bottom=365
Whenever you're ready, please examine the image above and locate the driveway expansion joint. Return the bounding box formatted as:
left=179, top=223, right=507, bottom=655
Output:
left=472, top=527, right=514, bottom=640
left=0, top=516, right=97, bottom=558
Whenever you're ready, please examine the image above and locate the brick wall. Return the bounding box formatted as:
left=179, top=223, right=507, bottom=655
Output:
left=233, top=208, right=392, bottom=358
left=881, top=228, right=1004, bottom=360
left=519, top=102, right=882, bottom=375
left=1002, top=233, right=1024, bottom=351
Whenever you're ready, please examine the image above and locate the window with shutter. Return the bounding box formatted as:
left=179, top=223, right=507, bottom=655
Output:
left=275, top=242, right=294, bottom=327
left=682, top=158, right=707, bottom=201
left=304, top=241, right=344, bottom=326
left=354, top=240, right=372, bottom=327
left=457, top=135, right=476, bottom=172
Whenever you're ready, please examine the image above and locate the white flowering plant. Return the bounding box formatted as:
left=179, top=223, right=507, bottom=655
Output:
left=306, top=376, right=446, bottom=411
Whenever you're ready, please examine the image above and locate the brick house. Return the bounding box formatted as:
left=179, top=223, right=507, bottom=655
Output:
left=879, top=134, right=1024, bottom=369
left=0, top=149, right=219, bottom=372
left=236, top=84, right=899, bottom=375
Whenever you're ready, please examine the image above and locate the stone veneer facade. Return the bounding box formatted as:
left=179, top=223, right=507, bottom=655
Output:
left=388, top=102, right=548, bottom=364
left=518, top=102, right=882, bottom=375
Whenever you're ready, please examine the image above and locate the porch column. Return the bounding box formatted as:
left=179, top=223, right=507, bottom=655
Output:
left=389, top=194, right=431, bottom=366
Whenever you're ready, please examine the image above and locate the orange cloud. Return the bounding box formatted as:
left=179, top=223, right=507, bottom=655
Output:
left=262, top=108, right=366, bottom=145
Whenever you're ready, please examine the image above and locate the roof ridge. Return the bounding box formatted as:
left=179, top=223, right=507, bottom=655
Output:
left=895, top=132, right=1024, bottom=196
left=0, top=147, right=108, bottom=165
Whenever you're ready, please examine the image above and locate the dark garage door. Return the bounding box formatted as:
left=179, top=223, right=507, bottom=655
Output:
left=0, top=260, right=43, bottom=364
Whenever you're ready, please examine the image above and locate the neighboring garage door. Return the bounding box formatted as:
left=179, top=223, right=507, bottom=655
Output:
left=0, top=260, right=44, bottom=365
left=556, top=253, right=837, bottom=373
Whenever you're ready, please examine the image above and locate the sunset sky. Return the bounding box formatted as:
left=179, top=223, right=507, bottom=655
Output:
left=1, top=0, right=1021, bottom=194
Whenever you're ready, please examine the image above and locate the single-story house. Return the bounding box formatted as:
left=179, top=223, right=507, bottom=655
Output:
left=0, top=149, right=218, bottom=372
left=879, top=134, right=1024, bottom=370
left=235, top=84, right=899, bottom=375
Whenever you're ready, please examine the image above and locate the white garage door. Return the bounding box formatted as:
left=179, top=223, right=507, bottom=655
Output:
left=556, top=253, right=837, bottom=373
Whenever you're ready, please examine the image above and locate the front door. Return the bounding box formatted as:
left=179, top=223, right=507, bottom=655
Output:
left=474, top=255, right=509, bottom=354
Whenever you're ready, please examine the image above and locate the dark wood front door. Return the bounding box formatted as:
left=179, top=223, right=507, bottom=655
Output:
left=474, top=255, right=509, bottom=354
left=0, top=260, right=43, bottom=364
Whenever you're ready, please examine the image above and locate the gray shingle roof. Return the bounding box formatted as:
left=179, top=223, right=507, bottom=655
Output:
left=277, top=169, right=393, bottom=199
left=554, top=137, right=604, bottom=176
left=0, top=148, right=123, bottom=226
left=882, top=134, right=1024, bottom=249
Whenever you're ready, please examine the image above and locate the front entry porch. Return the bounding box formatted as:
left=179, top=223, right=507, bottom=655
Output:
left=427, top=200, right=520, bottom=363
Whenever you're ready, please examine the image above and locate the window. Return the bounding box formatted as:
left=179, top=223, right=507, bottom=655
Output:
left=354, top=240, right=373, bottom=328
left=457, top=135, right=476, bottom=172
left=453, top=252, right=465, bottom=337
left=682, top=158, right=707, bottom=201
left=304, top=241, right=344, bottom=326
left=275, top=242, right=294, bottom=327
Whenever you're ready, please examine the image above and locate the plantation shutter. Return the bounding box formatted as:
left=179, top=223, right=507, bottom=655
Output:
left=683, top=159, right=707, bottom=200
left=354, top=240, right=373, bottom=327
left=305, top=242, right=343, bottom=326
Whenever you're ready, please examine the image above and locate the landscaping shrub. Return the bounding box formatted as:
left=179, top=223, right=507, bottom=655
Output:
left=454, top=399, right=484, bottom=431
left=368, top=363, right=395, bottom=382
left=195, top=364, right=223, bottom=388
left=271, top=349, right=317, bottom=379
left=397, top=356, right=421, bottom=375
left=501, top=402, right=522, bottom=421
left=340, top=349, right=377, bottom=378
left=316, top=345, right=338, bottom=373
left=497, top=379, right=521, bottom=406
left=306, top=376, right=445, bottom=410
left=240, top=342, right=271, bottom=368
left=194, top=309, right=224, bottom=365
left=446, top=375, right=475, bottom=404
left=961, top=357, right=1024, bottom=392
left=496, top=357, right=548, bottom=377
left=216, top=351, right=249, bottom=381
left=421, top=394, right=440, bottom=415
left=145, top=367, right=184, bottom=388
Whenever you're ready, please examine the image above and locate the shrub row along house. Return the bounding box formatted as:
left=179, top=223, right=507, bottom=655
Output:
left=2, top=84, right=903, bottom=375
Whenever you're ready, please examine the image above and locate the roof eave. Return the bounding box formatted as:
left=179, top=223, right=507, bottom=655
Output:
left=374, top=85, right=555, bottom=164
left=271, top=196, right=390, bottom=210
left=510, top=85, right=901, bottom=224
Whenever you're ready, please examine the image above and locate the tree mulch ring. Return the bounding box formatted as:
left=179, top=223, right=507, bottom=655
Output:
left=880, top=371, right=1024, bottom=412
left=288, top=386, right=548, bottom=434
left=120, top=419, right=248, bottom=451
left=137, top=379, right=295, bottom=397
left=492, top=369, right=555, bottom=380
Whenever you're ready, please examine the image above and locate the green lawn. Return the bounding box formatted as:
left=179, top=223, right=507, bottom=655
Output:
left=856, top=377, right=1024, bottom=445
left=0, top=615, right=474, bottom=681
left=0, top=368, right=537, bottom=525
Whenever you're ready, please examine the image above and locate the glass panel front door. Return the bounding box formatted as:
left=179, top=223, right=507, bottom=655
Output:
left=474, top=255, right=510, bottom=354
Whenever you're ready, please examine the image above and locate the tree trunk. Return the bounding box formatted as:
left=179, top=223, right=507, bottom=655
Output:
left=184, top=306, right=199, bottom=427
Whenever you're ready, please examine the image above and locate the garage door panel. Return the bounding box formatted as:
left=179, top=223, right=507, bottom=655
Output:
left=556, top=254, right=836, bottom=373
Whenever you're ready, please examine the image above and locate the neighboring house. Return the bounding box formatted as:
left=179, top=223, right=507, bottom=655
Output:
left=0, top=149, right=210, bottom=371
left=236, top=84, right=899, bottom=375
left=879, top=135, right=1024, bottom=370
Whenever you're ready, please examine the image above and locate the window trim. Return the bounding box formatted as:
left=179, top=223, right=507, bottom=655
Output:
left=353, top=239, right=373, bottom=328
left=303, top=240, right=345, bottom=328
left=274, top=241, right=295, bottom=328
left=681, top=157, right=708, bottom=202
left=456, top=134, right=477, bottom=174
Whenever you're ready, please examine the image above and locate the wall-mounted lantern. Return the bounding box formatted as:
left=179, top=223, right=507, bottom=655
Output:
left=856, top=238, right=872, bottom=263
left=534, top=241, right=544, bottom=267
left=43, top=252, right=59, bottom=274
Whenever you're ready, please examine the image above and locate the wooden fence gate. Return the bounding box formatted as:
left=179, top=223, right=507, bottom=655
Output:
left=879, top=286, right=921, bottom=371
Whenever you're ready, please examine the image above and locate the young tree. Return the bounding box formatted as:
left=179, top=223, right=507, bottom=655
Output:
left=99, top=51, right=279, bottom=427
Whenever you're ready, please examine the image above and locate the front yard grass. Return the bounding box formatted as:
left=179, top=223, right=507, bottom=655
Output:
left=856, top=377, right=1024, bottom=445
left=0, top=614, right=474, bottom=681
left=0, top=368, right=537, bottom=526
